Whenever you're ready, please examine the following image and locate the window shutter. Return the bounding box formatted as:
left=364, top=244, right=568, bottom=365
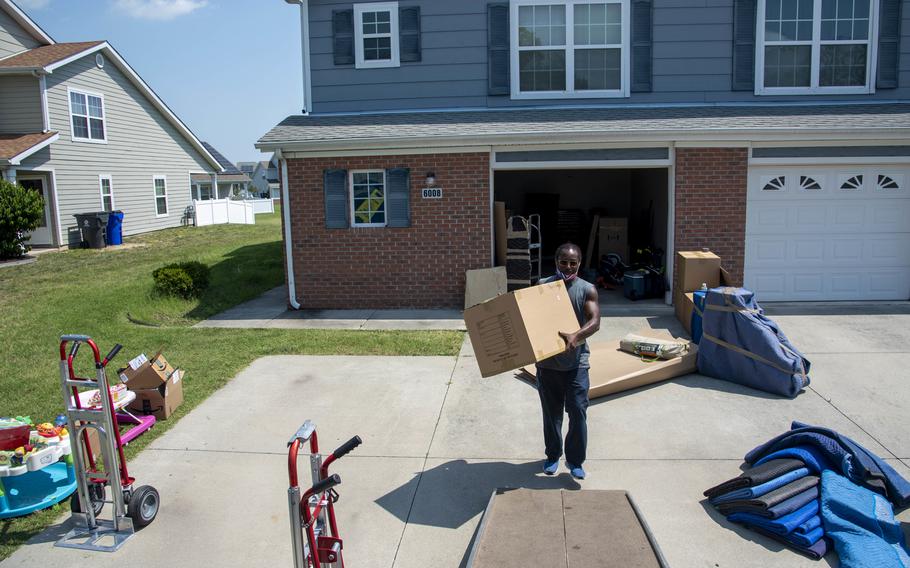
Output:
left=877, top=0, right=902, bottom=89
left=324, top=169, right=348, bottom=228
left=732, top=0, right=757, bottom=91
left=333, top=9, right=355, bottom=66
left=631, top=0, right=652, bottom=92
left=488, top=3, right=510, bottom=95
left=400, top=6, right=422, bottom=62
left=385, top=168, right=411, bottom=228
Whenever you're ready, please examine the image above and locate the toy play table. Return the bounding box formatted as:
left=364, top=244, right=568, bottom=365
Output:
left=0, top=435, right=76, bottom=519
left=72, top=388, right=156, bottom=446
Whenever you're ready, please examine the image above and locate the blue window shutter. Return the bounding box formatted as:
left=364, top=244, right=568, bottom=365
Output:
left=877, top=0, right=902, bottom=89
left=488, top=3, right=510, bottom=95
left=400, top=6, right=421, bottom=62
left=333, top=9, right=354, bottom=66
left=324, top=169, right=348, bottom=229
left=386, top=168, right=410, bottom=228
left=631, top=0, right=652, bottom=92
left=732, top=0, right=757, bottom=91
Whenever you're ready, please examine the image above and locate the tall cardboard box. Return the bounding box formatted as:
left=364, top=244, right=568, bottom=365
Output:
left=598, top=217, right=628, bottom=260
left=464, top=280, right=579, bottom=378
left=120, top=353, right=184, bottom=420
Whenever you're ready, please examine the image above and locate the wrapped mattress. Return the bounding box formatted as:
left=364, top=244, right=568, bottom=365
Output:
left=696, top=287, right=810, bottom=398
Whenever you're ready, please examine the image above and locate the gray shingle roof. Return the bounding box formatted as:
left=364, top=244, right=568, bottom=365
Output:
left=201, top=142, right=244, bottom=175
left=257, top=103, right=910, bottom=148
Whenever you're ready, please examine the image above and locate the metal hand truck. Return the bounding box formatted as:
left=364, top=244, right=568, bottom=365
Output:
left=287, top=420, right=362, bottom=567
left=55, top=335, right=160, bottom=553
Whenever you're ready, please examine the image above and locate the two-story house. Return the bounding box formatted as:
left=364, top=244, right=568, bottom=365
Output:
left=258, top=0, right=909, bottom=309
left=0, top=0, right=223, bottom=248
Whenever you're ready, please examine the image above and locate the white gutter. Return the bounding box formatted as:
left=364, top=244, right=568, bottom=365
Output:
left=279, top=153, right=300, bottom=309
left=38, top=74, right=49, bottom=132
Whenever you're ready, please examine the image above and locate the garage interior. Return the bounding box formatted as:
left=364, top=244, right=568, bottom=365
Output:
left=494, top=167, right=670, bottom=304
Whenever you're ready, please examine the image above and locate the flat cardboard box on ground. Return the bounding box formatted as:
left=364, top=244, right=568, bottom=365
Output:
left=465, top=267, right=507, bottom=309
left=519, top=329, right=697, bottom=398
left=465, top=280, right=579, bottom=378
left=119, top=353, right=184, bottom=420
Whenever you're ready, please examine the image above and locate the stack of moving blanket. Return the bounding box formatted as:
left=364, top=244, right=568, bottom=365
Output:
left=705, top=421, right=910, bottom=566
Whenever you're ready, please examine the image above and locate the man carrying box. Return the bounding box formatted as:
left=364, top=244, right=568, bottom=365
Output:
left=536, top=243, right=601, bottom=480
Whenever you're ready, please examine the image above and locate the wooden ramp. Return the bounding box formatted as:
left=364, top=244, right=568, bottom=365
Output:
left=466, top=489, right=669, bottom=568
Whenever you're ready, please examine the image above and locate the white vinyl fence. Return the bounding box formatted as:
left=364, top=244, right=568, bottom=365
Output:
left=193, top=199, right=254, bottom=226
left=246, top=198, right=274, bottom=214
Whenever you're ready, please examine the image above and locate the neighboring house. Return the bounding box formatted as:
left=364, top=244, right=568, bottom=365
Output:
left=259, top=0, right=910, bottom=309
left=246, top=160, right=274, bottom=197
left=0, top=0, right=223, bottom=248
left=190, top=142, right=251, bottom=200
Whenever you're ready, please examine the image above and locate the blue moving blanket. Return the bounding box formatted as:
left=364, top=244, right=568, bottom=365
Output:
left=749, top=525, right=830, bottom=560
left=821, top=471, right=910, bottom=568
left=746, top=422, right=910, bottom=508
left=696, top=287, right=810, bottom=398
left=754, top=445, right=834, bottom=475
left=727, top=499, right=819, bottom=535
left=710, top=467, right=810, bottom=504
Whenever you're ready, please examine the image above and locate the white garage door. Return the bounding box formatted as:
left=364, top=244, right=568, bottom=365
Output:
left=745, top=166, right=910, bottom=301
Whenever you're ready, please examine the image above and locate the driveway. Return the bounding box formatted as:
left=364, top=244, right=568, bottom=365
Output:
left=4, top=308, right=910, bottom=567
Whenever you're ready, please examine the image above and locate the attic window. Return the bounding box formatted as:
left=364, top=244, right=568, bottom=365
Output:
left=68, top=89, right=106, bottom=142
left=354, top=2, right=400, bottom=69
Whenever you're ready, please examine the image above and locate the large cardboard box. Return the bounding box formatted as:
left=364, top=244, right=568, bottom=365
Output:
left=519, top=329, right=697, bottom=398
left=676, top=251, right=721, bottom=293
left=598, top=217, right=628, bottom=260
left=464, top=280, right=579, bottom=378
left=674, top=292, right=696, bottom=335
left=119, top=353, right=184, bottom=420
left=465, top=267, right=507, bottom=309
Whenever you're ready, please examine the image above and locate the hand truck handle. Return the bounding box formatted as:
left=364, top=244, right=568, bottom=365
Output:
left=332, top=436, right=362, bottom=460
left=69, top=342, right=81, bottom=359
left=103, top=344, right=123, bottom=367
left=309, top=473, right=341, bottom=496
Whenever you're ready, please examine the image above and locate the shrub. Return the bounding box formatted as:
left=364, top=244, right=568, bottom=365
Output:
left=0, top=179, right=44, bottom=259
left=152, top=261, right=210, bottom=299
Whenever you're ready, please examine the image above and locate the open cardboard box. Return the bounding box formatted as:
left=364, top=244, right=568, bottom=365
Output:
left=518, top=329, right=697, bottom=399
left=119, top=351, right=184, bottom=420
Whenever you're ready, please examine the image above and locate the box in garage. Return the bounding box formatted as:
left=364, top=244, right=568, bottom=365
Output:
left=598, top=218, right=628, bottom=260
left=464, top=279, right=579, bottom=378
left=519, top=329, right=697, bottom=398
left=119, top=352, right=184, bottom=420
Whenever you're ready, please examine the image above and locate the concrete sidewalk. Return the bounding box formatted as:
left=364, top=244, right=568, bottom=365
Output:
left=6, top=311, right=910, bottom=567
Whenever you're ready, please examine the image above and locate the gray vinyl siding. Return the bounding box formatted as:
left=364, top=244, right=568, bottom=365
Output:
left=0, top=75, right=41, bottom=133
left=308, top=0, right=910, bottom=113
left=0, top=8, right=42, bottom=58
left=18, top=53, right=213, bottom=247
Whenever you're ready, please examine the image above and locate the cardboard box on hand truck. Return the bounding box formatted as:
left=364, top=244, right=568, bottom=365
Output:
left=464, top=279, right=579, bottom=378
left=119, top=352, right=184, bottom=420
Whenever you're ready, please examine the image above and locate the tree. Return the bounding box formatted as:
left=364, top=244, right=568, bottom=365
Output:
left=0, top=178, right=45, bottom=259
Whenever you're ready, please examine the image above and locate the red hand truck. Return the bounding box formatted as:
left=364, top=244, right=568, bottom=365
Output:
left=287, top=420, right=361, bottom=567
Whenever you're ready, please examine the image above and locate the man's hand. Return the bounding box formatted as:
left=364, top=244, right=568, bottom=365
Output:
left=559, top=331, right=581, bottom=351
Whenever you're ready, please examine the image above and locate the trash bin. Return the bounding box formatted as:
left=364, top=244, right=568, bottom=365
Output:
left=107, top=210, right=124, bottom=245
left=73, top=212, right=108, bottom=249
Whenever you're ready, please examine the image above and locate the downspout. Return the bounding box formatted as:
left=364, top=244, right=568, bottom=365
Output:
left=37, top=73, right=49, bottom=133
left=278, top=151, right=300, bottom=309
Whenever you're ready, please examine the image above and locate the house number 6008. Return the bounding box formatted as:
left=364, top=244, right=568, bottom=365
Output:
left=422, top=188, right=442, bottom=199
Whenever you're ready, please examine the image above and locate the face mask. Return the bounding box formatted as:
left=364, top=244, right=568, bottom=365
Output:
left=557, top=268, right=577, bottom=282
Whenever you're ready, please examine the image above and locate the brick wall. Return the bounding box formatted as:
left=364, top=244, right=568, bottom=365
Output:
left=284, top=152, right=491, bottom=308
left=674, top=147, right=748, bottom=286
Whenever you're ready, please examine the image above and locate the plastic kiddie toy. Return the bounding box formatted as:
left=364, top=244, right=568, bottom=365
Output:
left=287, top=420, right=361, bottom=567
left=55, top=335, right=160, bottom=553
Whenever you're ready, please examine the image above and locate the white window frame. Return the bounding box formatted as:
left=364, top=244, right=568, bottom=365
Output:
left=755, top=0, right=880, bottom=95
left=66, top=87, right=107, bottom=143
left=354, top=2, right=400, bottom=69
left=349, top=169, right=388, bottom=228
left=153, top=175, right=169, bottom=218
left=99, top=174, right=114, bottom=211
left=510, top=0, right=630, bottom=100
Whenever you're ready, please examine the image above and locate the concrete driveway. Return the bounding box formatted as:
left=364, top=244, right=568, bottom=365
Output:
left=5, top=308, right=910, bottom=567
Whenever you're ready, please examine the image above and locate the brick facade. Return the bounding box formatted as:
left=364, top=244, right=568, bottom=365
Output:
left=284, top=152, right=491, bottom=308
left=674, top=147, right=748, bottom=287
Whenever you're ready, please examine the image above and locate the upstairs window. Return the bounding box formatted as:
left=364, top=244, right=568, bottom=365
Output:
left=354, top=2, right=400, bottom=68
left=68, top=89, right=106, bottom=142
left=511, top=0, right=629, bottom=99
left=757, top=0, right=878, bottom=94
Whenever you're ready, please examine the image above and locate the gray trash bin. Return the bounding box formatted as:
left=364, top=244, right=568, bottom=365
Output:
left=74, top=212, right=109, bottom=249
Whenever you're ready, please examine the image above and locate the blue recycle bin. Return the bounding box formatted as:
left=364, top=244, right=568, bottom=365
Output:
left=106, top=210, right=124, bottom=245
left=691, top=289, right=708, bottom=344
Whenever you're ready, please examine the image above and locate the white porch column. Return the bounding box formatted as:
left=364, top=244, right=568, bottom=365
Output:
left=5, top=167, right=17, bottom=184
left=210, top=173, right=218, bottom=199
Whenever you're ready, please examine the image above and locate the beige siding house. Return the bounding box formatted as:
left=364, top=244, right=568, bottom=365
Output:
left=0, top=0, right=223, bottom=247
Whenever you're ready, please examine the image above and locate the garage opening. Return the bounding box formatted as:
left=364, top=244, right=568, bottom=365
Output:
left=493, top=167, right=670, bottom=304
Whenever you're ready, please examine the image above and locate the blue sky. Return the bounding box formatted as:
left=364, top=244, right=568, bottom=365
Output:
left=16, top=0, right=304, bottom=164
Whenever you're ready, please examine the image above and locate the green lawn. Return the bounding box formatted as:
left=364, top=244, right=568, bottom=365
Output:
left=0, top=209, right=463, bottom=559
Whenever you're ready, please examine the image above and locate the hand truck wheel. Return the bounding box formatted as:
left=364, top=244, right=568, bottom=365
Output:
left=127, top=485, right=159, bottom=528
left=70, top=481, right=106, bottom=517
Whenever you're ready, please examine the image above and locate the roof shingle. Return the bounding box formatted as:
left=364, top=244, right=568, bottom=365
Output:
left=0, top=132, right=57, bottom=161
left=0, top=41, right=104, bottom=70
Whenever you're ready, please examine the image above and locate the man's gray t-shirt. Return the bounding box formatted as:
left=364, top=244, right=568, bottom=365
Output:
left=536, top=275, right=596, bottom=371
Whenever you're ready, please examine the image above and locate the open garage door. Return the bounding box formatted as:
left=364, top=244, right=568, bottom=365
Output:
left=745, top=166, right=910, bottom=301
